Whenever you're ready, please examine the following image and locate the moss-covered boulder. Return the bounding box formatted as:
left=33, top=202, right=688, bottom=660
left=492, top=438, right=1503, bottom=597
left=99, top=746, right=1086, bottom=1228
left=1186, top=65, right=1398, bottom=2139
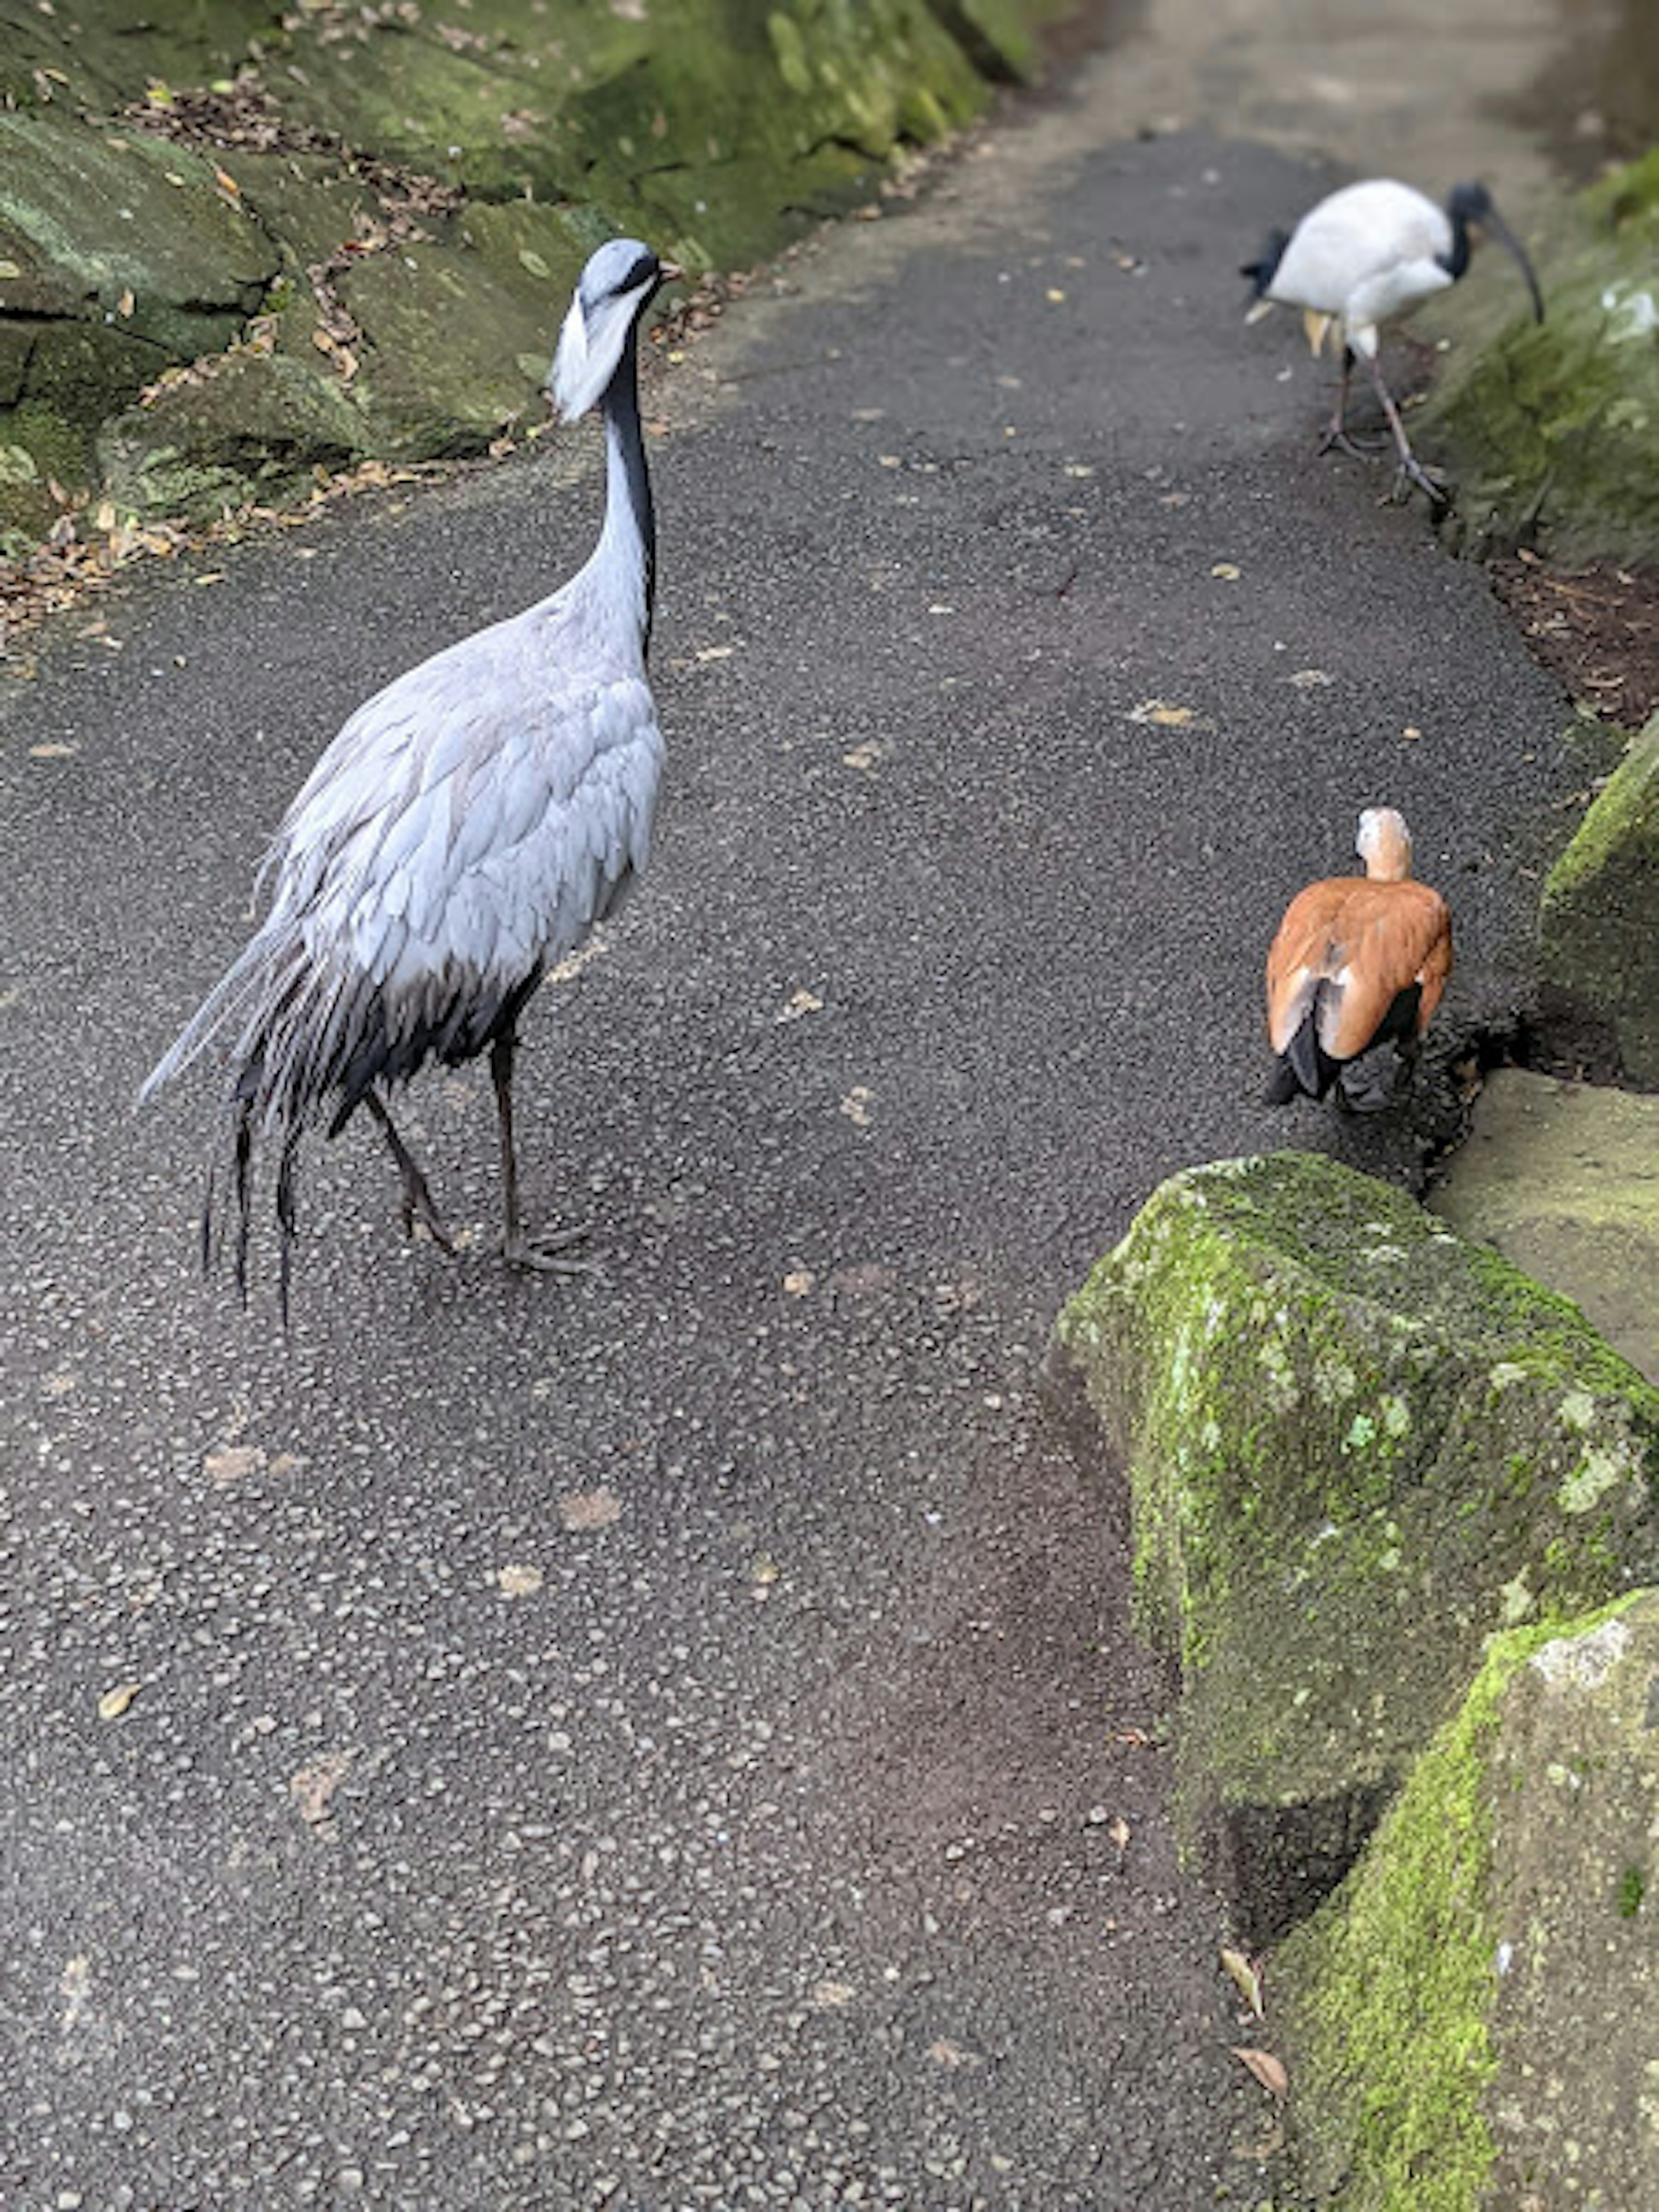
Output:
left=1045, top=1153, right=1659, bottom=1942
left=1280, top=1592, right=1659, bottom=2211
left=1419, top=150, right=1659, bottom=564
left=1539, top=708, right=1659, bottom=1087
left=0, top=106, right=280, bottom=546
left=0, top=0, right=1069, bottom=547
left=1430, top=1068, right=1659, bottom=1381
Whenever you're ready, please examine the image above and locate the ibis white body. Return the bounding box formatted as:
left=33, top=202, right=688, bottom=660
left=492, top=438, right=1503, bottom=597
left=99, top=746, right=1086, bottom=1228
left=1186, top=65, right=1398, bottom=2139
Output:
left=1262, top=179, right=1456, bottom=359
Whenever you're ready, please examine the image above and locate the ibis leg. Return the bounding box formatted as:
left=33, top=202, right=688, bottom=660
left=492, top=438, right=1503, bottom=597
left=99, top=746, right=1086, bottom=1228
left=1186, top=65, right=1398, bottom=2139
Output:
left=363, top=1090, right=455, bottom=1253
left=1316, top=350, right=1382, bottom=459
left=1363, top=354, right=1447, bottom=505
left=490, top=1030, right=594, bottom=1275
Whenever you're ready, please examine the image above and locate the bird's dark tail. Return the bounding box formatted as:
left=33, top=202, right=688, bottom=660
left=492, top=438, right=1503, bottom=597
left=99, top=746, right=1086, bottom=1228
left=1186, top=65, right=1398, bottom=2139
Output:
left=1240, top=226, right=1290, bottom=298
left=1265, top=1008, right=1340, bottom=1104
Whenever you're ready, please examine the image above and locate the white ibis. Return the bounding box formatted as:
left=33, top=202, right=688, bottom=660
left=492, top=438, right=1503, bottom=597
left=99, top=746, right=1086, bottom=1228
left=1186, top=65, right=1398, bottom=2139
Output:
left=141, top=239, right=683, bottom=1314
left=1266, top=807, right=1453, bottom=1108
left=1243, top=179, right=1545, bottom=502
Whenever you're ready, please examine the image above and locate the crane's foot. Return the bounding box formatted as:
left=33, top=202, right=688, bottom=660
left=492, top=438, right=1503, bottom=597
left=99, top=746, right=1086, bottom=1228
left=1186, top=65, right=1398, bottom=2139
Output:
left=1385, top=455, right=1450, bottom=509
left=502, top=1219, right=602, bottom=1277
left=398, top=1168, right=456, bottom=1255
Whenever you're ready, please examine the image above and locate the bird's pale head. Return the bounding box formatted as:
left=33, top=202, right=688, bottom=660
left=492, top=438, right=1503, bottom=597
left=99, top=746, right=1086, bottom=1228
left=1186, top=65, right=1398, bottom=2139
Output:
left=547, top=240, right=682, bottom=422
left=1356, top=806, right=1414, bottom=881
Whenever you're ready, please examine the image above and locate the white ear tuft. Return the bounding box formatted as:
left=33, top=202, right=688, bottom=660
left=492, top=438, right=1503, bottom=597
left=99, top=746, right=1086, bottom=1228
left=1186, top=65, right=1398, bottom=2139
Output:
left=549, top=287, right=601, bottom=423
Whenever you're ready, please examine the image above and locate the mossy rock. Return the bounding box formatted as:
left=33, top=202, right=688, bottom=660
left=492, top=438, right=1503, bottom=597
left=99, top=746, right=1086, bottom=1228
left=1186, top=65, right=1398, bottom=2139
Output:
left=1539, top=709, right=1659, bottom=1087
left=1419, top=149, right=1659, bottom=564
left=1046, top=1153, right=1659, bottom=1943
left=98, top=349, right=370, bottom=524
left=335, top=207, right=595, bottom=459
left=0, top=110, right=276, bottom=359
left=1279, top=1592, right=1659, bottom=2211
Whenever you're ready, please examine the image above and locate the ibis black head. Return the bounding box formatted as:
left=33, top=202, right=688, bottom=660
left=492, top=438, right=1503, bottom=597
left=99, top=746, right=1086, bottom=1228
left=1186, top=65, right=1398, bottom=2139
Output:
left=1446, top=180, right=1545, bottom=324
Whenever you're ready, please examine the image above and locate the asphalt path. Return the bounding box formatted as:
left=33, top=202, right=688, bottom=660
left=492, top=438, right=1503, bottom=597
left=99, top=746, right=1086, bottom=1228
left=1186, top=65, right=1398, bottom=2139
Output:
left=0, top=77, right=1573, bottom=2212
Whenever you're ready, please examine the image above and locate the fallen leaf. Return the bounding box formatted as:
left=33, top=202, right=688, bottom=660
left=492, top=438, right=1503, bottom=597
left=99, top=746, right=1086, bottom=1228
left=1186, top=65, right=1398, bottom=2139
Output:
left=926, top=2037, right=978, bottom=2067
left=1108, top=1815, right=1131, bottom=1851
left=558, top=1488, right=622, bottom=1532
left=1221, top=1946, right=1265, bottom=2018
left=1045, top=287, right=1067, bottom=303
left=497, top=1563, right=544, bottom=1598
left=693, top=642, right=734, bottom=662
left=1128, top=699, right=1208, bottom=729
left=1211, top=561, right=1242, bottom=580
left=98, top=1681, right=140, bottom=1721
left=750, top=1554, right=781, bottom=1587
left=1233, top=2047, right=1288, bottom=2099
left=29, top=742, right=77, bottom=759
left=842, top=740, right=882, bottom=771
left=203, top=1444, right=264, bottom=1485
left=290, top=1751, right=351, bottom=1826
left=782, top=1268, right=815, bottom=1297
left=776, top=988, right=823, bottom=1023
left=840, top=1087, right=874, bottom=1128
left=117, top=288, right=135, bottom=318
left=811, top=1979, right=856, bottom=2008
left=1288, top=668, right=1333, bottom=689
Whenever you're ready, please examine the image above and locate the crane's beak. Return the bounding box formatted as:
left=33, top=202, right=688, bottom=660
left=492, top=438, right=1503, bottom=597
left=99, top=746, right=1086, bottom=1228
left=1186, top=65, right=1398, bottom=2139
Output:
left=1481, top=204, right=1545, bottom=325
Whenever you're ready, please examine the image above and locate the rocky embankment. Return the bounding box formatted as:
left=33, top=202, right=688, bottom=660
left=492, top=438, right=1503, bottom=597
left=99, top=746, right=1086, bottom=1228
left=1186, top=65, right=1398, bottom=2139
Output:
left=0, top=0, right=1068, bottom=555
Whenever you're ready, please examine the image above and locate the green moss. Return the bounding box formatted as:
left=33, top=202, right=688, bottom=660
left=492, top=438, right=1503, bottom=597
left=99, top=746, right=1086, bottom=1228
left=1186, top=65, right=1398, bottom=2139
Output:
left=1540, top=711, right=1659, bottom=1084
left=1280, top=1599, right=1640, bottom=2210
left=1617, top=1865, right=1645, bottom=1916
left=1419, top=152, right=1659, bottom=565
left=1053, top=1154, right=1659, bottom=1874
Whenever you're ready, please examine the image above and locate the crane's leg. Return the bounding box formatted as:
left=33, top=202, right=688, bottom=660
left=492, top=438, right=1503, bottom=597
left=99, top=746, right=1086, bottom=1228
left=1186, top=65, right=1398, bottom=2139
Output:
left=1362, top=353, right=1447, bottom=506
left=362, top=1090, right=455, bottom=1254
left=1316, top=348, right=1382, bottom=459
left=490, top=1029, right=595, bottom=1275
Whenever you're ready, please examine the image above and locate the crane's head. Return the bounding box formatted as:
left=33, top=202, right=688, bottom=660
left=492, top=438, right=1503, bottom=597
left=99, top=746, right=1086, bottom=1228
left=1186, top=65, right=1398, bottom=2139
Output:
left=548, top=240, right=684, bottom=421
left=1356, top=807, right=1414, bottom=882
left=1447, top=181, right=1545, bottom=325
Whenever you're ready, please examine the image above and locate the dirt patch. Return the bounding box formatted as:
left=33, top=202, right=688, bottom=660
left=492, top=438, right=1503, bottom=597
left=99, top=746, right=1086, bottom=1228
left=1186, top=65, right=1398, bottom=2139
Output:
left=1487, top=555, right=1659, bottom=728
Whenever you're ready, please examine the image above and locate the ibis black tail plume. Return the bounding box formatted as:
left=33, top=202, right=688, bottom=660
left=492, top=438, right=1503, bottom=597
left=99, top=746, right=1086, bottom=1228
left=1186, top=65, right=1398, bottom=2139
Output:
left=1241, top=226, right=1290, bottom=299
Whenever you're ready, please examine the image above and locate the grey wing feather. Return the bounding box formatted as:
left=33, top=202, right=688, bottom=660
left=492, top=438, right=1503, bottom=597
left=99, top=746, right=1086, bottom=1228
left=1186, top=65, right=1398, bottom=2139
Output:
left=140, top=602, right=663, bottom=1128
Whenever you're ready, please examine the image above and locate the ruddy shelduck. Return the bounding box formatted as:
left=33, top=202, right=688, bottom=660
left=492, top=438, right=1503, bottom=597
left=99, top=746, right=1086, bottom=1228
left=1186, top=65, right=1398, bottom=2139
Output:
left=1265, top=807, right=1452, bottom=1109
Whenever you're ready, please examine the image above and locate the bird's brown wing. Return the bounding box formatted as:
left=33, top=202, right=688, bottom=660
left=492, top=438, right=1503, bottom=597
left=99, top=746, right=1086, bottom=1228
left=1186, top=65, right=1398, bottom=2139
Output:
left=1266, top=880, right=1452, bottom=1059
left=1265, top=877, right=1353, bottom=1052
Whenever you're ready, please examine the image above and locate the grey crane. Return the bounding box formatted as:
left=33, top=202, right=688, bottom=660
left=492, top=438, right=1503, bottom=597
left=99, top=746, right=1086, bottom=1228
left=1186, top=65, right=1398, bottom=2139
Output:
left=1242, top=178, right=1544, bottom=503
left=140, top=238, right=680, bottom=1313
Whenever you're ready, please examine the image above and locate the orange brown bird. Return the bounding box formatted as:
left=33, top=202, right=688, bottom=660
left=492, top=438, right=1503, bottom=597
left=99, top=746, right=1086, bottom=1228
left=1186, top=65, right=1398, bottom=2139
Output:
left=1265, top=807, right=1452, bottom=1109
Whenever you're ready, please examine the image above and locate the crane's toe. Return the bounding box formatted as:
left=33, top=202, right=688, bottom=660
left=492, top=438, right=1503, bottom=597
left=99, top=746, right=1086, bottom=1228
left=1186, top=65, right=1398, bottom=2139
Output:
left=502, top=1219, right=602, bottom=1278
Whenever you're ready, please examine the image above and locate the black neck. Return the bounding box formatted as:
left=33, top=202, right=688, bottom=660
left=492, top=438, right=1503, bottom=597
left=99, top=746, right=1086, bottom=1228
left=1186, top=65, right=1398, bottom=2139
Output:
left=602, top=326, right=656, bottom=644
left=1440, top=201, right=1474, bottom=283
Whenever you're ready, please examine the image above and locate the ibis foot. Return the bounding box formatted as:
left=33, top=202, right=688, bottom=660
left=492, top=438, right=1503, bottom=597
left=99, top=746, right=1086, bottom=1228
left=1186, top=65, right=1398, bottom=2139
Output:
left=1385, top=454, right=1450, bottom=508
left=1318, top=426, right=1384, bottom=460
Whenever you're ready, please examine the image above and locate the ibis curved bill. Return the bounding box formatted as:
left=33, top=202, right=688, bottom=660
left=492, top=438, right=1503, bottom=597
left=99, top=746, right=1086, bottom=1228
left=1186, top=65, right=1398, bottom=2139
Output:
left=141, top=239, right=684, bottom=1316
left=1265, top=807, right=1453, bottom=1110
left=1243, top=178, right=1544, bottom=505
